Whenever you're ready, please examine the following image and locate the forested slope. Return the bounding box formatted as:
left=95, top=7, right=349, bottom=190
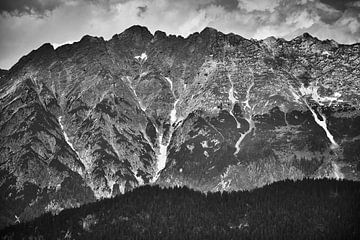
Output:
left=1, top=179, right=359, bottom=240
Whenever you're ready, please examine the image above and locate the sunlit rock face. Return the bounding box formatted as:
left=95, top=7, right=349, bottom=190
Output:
left=1, top=26, right=360, bottom=228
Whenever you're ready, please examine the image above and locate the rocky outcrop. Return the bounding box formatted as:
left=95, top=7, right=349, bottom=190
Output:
left=0, top=25, right=359, bottom=228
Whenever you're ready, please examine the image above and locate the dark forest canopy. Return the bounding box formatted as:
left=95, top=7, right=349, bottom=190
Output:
left=1, top=178, right=360, bottom=240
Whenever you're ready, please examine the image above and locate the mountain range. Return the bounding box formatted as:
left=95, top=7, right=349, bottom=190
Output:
left=0, top=25, right=359, bottom=229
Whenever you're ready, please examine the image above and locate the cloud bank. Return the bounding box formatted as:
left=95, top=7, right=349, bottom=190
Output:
left=0, top=0, right=359, bottom=69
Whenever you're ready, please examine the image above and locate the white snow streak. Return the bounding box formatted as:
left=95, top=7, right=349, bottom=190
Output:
left=127, top=77, right=146, bottom=111
left=234, top=74, right=255, bottom=155
left=289, top=86, right=302, bottom=103
left=166, top=76, right=181, bottom=126
left=170, top=99, right=179, bottom=124
left=242, top=80, right=254, bottom=110
left=141, top=129, right=154, bottom=150
left=153, top=128, right=172, bottom=182
left=228, top=78, right=237, bottom=105
left=234, top=115, right=255, bottom=155
left=157, top=134, right=168, bottom=172
left=58, top=117, right=78, bottom=154
left=304, top=100, right=339, bottom=149
left=290, top=83, right=340, bottom=149
left=227, top=74, right=241, bottom=129
left=152, top=77, right=181, bottom=182
left=165, top=77, right=174, bottom=93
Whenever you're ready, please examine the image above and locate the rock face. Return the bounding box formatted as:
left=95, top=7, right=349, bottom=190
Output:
left=0, top=25, right=360, bottom=228
left=0, top=69, right=6, bottom=77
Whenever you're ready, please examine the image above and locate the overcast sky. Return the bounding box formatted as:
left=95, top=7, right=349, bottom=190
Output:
left=0, top=0, right=359, bottom=69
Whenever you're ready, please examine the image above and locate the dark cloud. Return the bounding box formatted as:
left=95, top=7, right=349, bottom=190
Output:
left=0, top=0, right=132, bottom=16
left=137, top=5, right=147, bottom=17
left=0, top=0, right=63, bottom=16
left=319, top=0, right=358, bottom=11
left=214, top=0, right=239, bottom=11
left=318, top=11, right=342, bottom=24
left=84, top=0, right=130, bottom=10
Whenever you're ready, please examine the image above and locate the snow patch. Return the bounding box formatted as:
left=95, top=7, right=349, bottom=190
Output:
left=204, top=151, right=209, bottom=157
left=200, top=140, right=209, bottom=148
left=186, top=144, right=195, bottom=153
left=299, top=83, right=343, bottom=106
left=211, top=139, right=220, bottom=146
left=118, top=183, right=125, bottom=195
left=322, top=51, right=331, bottom=56
left=135, top=52, right=147, bottom=61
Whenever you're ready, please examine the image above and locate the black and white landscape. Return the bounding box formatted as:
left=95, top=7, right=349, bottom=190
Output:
left=0, top=0, right=360, bottom=239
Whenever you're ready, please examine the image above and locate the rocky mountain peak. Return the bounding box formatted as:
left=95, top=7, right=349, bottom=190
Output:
left=200, top=26, right=219, bottom=35
left=0, top=69, right=7, bottom=84
left=120, top=25, right=153, bottom=40
left=154, top=30, right=167, bottom=40
left=7, top=43, right=56, bottom=79
left=292, top=32, right=321, bottom=44
left=302, top=32, right=314, bottom=39
left=79, top=35, right=105, bottom=43
left=0, top=69, right=7, bottom=76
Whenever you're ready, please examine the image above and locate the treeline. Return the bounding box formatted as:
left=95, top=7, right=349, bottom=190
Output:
left=1, top=179, right=360, bottom=240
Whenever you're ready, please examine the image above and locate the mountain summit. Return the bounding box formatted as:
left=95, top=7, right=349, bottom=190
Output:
left=1, top=25, right=359, bottom=228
